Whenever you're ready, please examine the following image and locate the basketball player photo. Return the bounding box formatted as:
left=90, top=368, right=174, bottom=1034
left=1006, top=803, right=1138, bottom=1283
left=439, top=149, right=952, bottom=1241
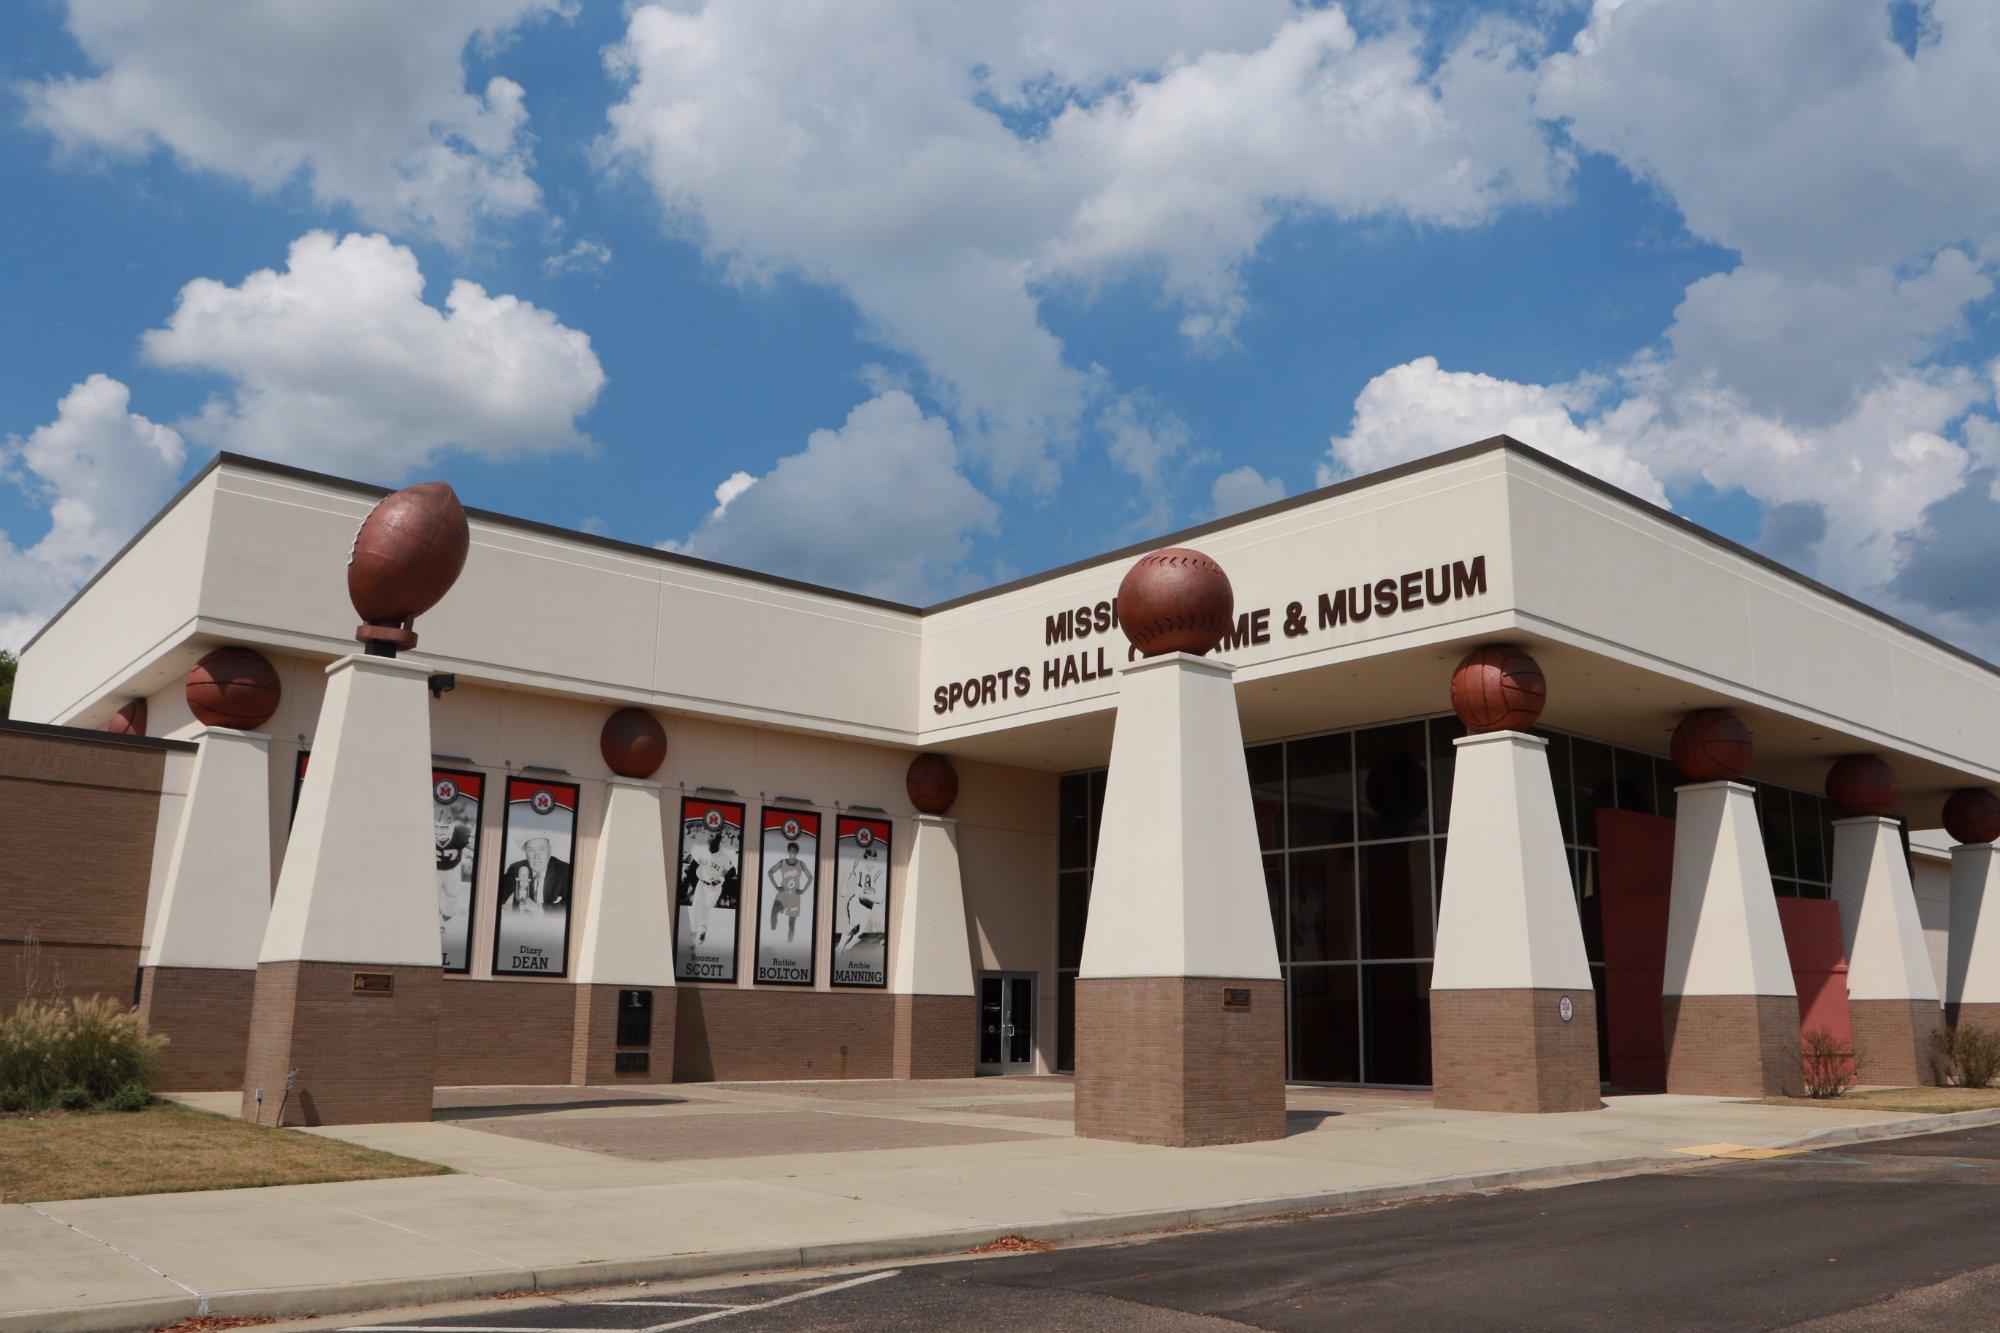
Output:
left=831, top=814, right=891, bottom=987
left=754, top=807, right=820, bottom=985
left=676, top=798, right=744, bottom=982
left=492, top=778, right=578, bottom=976
left=432, top=768, right=483, bottom=972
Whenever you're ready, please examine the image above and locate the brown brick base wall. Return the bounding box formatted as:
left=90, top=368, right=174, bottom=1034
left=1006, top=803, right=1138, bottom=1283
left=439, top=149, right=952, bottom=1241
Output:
left=137, top=965, right=255, bottom=1091
left=1950, top=1001, right=2000, bottom=1034
left=892, top=993, right=976, bottom=1079
left=1661, top=992, right=1800, bottom=1097
left=0, top=941, right=140, bottom=1008
left=1431, top=987, right=1602, bottom=1113
left=572, top=984, right=679, bottom=1084
left=673, top=987, right=896, bottom=1081
left=241, top=961, right=439, bottom=1125
left=436, top=978, right=575, bottom=1085
left=1074, top=976, right=1285, bottom=1147
left=1849, top=997, right=1944, bottom=1087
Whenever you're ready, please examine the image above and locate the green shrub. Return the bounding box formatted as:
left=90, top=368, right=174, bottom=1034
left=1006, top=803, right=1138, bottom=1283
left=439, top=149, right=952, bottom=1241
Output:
left=0, top=997, right=164, bottom=1105
left=102, top=1082, right=154, bottom=1113
left=54, top=1086, right=90, bottom=1111
left=1928, top=1025, right=1960, bottom=1086
left=1801, top=1027, right=1856, bottom=1098
left=0, top=1088, right=27, bottom=1114
left=1955, top=1025, right=2000, bottom=1089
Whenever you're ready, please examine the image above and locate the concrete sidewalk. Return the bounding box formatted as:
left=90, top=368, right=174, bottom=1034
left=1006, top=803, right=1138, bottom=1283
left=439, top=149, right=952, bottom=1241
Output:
left=5, top=1080, right=1991, bottom=1333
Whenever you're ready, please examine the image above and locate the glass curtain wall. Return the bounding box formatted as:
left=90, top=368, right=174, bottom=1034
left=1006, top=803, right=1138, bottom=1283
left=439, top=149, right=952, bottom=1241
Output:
left=1055, top=718, right=1838, bottom=1083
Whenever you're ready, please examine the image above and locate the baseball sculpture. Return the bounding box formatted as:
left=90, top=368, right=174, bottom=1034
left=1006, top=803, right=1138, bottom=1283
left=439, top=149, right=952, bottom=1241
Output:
left=906, top=752, right=959, bottom=816
left=186, top=647, right=281, bottom=730
left=1670, top=708, right=1754, bottom=783
left=600, top=708, right=667, bottom=779
left=1943, top=788, right=2000, bottom=846
left=1449, top=644, right=1546, bottom=733
left=1117, top=547, right=1234, bottom=657
left=1826, top=753, right=1899, bottom=818
left=347, top=481, right=471, bottom=654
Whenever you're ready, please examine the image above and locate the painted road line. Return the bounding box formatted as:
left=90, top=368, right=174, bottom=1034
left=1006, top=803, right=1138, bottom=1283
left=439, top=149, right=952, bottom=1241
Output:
left=636, top=1269, right=903, bottom=1331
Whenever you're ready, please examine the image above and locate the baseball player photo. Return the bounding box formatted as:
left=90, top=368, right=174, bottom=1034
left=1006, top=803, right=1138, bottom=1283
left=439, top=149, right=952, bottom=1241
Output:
left=676, top=798, right=744, bottom=982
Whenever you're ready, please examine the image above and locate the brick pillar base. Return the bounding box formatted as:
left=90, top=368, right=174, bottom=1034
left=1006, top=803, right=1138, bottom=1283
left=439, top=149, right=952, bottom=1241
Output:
left=891, top=994, right=976, bottom=1079
left=1949, top=1000, right=2000, bottom=1033
left=241, top=961, right=439, bottom=1125
left=1432, top=987, right=1601, bottom=1113
left=1661, top=993, right=1800, bottom=1097
left=1075, top=976, right=1284, bottom=1146
left=1849, top=998, right=1944, bottom=1086
left=571, top=984, right=678, bottom=1084
left=137, top=965, right=256, bottom=1092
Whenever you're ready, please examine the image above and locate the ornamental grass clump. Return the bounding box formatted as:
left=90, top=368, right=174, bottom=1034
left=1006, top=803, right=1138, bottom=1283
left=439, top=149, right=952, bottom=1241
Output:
left=0, top=997, right=164, bottom=1110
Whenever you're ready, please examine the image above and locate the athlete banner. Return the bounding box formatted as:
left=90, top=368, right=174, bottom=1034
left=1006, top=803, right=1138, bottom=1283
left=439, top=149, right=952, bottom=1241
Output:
left=754, top=807, right=820, bottom=985
left=492, top=777, right=578, bottom=976
left=676, top=797, right=744, bottom=982
left=831, top=814, right=891, bottom=988
left=432, top=768, right=483, bottom=973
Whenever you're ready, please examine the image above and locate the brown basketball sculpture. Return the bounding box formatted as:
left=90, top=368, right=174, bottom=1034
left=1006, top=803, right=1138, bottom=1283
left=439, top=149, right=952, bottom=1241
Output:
left=1449, top=644, right=1546, bottom=733
left=1670, top=708, right=1754, bottom=783
left=348, top=481, right=471, bottom=654
left=1118, top=547, right=1234, bottom=657
left=1826, top=753, right=1899, bottom=818
left=1943, top=788, right=2000, bottom=846
left=104, top=699, right=147, bottom=737
left=186, top=647, right=281, bottom=729
left=907, top=753, right=959, bottom=816
left=600, top=708, right=667, bottom=779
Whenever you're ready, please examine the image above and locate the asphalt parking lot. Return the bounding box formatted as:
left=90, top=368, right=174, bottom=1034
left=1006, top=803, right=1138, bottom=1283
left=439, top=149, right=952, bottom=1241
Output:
left=333, top=1122, right=2000, bottom=1332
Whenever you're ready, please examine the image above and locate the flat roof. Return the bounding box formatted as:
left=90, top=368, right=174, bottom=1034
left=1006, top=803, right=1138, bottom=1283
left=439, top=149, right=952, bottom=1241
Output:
left=22, top=436, right=1998, bottom=683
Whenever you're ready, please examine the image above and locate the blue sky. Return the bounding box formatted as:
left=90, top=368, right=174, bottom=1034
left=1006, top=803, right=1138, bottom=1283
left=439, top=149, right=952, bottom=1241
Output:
left=3, top=1, right=1998, bottom=656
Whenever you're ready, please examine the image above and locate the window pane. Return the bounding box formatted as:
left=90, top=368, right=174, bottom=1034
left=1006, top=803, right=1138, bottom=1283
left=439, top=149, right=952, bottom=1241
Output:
left=1655, top=756, right=1679, bottom=819
left=1357, top=721, right=1430, bottom=841
left=1574, top=848, right=1603, bottom=964
left=1290, top=965, right=1360, bottom=1082
left=1759, top=786, right=1799, bottom=880
left=1287, top=733, right=1355, bottom=847
left=1362, top=963, right=1432, bottom=1086
left=1614, top=749, right=1660, bottom=816
left=1058, top=773, right=1090, bottom=869
left=1545, top=733, right=1575, bottom=844
left=1430, top=715, right=1467, bottom=833
left=1058, top=871, right=1090, bottom=971
left=1795, top=793, right=1828, bottom=884
left=1265, top=854, right=1286, bottom=964
left=1360, top=840, right=1431, bottom=960
left=1247, top=742, right=1285, bottom=850
left=1289, top=847, right=1357, bottom=962
left=1571, top=740, right=1615, bottom=848
left=1433, top=837, right=1448, bottom=924
left=1056, top=971, right=1077, bottom=1073
left=1089, top=769, right=1108, bottom=858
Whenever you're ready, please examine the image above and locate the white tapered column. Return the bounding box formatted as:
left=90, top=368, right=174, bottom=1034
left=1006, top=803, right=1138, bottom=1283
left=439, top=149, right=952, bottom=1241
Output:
left=889, top=814, right=976, bottom=1077
left=243, top=654, right=440, bottom=1124
left=1076, top=652, right=1283, bottom=1146
left=1832, top=816, right=1941, bottom=1085
left=1947, top=844, right=2000, bottom=1029
left=1660, top=781, right=1798, bottom=1095
left=138, top=726, right=271, bottom=1090
left=571, top=777, right=677, bottom=1084
left=1430, top=729, right=1599, bottom=1112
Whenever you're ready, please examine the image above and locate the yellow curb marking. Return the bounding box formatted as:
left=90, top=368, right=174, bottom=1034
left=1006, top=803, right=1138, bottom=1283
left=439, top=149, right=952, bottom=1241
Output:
left=1673, top=1142, right=1804, bottom=1160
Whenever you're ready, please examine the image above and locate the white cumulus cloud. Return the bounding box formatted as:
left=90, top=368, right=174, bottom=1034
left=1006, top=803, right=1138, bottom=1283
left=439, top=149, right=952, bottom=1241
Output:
left=24, top=0, right=569, bottom=244
left=141, top=231, right=606, bottom=479
left=1210, top=466, right=1286, bottom=518
left=1, top=376, right=186, bottom=648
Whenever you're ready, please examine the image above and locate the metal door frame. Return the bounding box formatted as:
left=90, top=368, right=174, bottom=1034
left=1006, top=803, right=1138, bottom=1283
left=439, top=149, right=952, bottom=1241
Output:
left=976, top=970, right=1036, bottom=1075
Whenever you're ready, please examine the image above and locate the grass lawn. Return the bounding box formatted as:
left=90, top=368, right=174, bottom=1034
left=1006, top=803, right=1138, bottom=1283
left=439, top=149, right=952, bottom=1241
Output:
left=0, top=1101, right=449, bottom=1203
left=1764, top=1086, right=2000, bottom=1115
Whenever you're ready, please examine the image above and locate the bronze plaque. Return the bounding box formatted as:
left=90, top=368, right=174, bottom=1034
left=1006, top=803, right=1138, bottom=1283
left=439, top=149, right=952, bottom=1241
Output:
left=1222, top=987, right=1251, bottom=1010
left=352, top=971, right=394, bottom=996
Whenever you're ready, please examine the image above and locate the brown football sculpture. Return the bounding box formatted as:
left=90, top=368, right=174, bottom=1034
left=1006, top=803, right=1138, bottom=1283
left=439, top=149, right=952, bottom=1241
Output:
left=906, top=753, right=959, bottom=815
left=105, top=699, right=148, bottom=737
left=1118, top=547, right=1234, bottom=657
left=1449, top=644, right=1546, bottom=733
left=600, top=708, right=667, bottom=779
left=186, top=647, right=281, bottom=730
left=1826, top=753, right=1898, bottom=818
left=1670, top=708, right=1754, bottom=783
left=1943, top=788, right=2000, bottom=846
left=348, top=481, right=471, bottom=654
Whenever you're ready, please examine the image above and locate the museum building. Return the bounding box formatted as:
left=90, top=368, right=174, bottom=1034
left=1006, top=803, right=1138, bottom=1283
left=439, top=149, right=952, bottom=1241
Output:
left=7, top=436, right=2000, bottom=1140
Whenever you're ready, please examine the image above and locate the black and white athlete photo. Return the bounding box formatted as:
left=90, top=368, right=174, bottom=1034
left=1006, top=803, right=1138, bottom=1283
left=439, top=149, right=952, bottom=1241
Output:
left=754, top=807, right=820, bottom=984
left=676, top=797, right=744, bottom=982
left=831, top=814, right=891, bottom=987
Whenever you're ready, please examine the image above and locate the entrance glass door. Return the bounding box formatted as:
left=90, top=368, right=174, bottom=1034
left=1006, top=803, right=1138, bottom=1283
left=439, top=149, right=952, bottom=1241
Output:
left=977, top=973, right=1035, bottom=1074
